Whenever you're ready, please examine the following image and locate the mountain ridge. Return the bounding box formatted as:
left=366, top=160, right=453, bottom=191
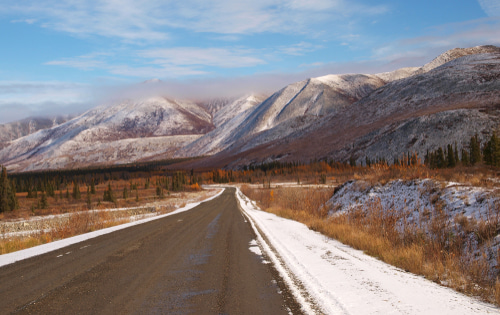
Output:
left=1, top=45, right=499, bottom=172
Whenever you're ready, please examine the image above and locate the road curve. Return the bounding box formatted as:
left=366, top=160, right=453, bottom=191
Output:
left=0, top=188, right=302, bottom=314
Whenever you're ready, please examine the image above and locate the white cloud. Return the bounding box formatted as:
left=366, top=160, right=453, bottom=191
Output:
left=11, top=18, right=36, bottom=24
left=3, top=0, right=387, bottom=42
left=279, top=42, right=322, bottom=56
left=138, top=47, right=266, bottom=68
left=372, top=18, right=500, bottom=67
left=478, top=0, right=500, bottom=17
left=45, top=47, right=266, bottom=78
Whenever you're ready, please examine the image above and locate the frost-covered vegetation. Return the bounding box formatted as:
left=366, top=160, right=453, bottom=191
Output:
left=240, top=162, right=500, bottom=305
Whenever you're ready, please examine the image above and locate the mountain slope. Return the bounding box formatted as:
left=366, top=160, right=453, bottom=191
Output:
left=179, top=74, right=386, bottom=159
left=2, top=45, right=499, bottom=172
left=0, top=116, right=73, bottom=150
left=0, top=97, right=213, bottom=171
left=198, top=46, right=500, bottom=168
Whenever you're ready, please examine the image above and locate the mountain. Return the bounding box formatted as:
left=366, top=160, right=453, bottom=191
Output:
left=177, top=74, right=386, bottom=159
left=0, top=116, right=73, bottom=150
left=0, top=97, right=215, bottom=171
left=1, top=45, right=499, bottom=172
left=201, top=45, right=500, bottom=168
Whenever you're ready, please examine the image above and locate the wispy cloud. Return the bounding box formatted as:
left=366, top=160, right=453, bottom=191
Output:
left=478, top=0, right=500, bottom=17
left=45, top=47, right=266, bottom=77
left=3, top=0, right=387, bottom=42
left=279, top=42, right=322, bottom=56
left=138, top=47, right=266, bottom=68
left=372, top=17, right=500, bottom=68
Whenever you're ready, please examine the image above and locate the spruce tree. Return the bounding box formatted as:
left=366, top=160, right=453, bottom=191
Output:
left=103, top=182, right=115, bottom=203
left=484, top=133, right=500, bottom=167
left=446, top=144, right=456, bottom=167
left=40, top=190, right=48, bottom=209
left=461, top=148, right=470, bottom=166
left=0, top=166, right=18, bottom=212
left=436, top=147, right=446, bottom=168
left=90, top=180, right=96, bottom=194
left=470, top=134, right=481, bottom=165
left=86, top=187, right=92, bottom=209
left=72, top=181, right=81, bottom=200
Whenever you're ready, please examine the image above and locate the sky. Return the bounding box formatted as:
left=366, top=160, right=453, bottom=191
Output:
left=0, top=0, right=499, bottom=123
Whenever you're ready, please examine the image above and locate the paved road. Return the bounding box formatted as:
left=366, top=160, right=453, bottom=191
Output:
left=0, top=188, right=302, bottom=314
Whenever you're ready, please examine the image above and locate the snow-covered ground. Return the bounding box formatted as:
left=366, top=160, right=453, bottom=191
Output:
left=327, top=179, right=500, bottom=221
left=0, top=188, right=223, bottom=268
left=236, top=187, right=499, bottom=314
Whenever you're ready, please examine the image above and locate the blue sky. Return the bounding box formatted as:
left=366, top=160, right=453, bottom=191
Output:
left=0, top=0, right=499, bottom=123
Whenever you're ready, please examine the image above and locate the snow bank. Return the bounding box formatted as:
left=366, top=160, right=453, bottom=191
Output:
left=328, top=179, right=499, bottom=221
left=236, top=187, right=498, bottom=314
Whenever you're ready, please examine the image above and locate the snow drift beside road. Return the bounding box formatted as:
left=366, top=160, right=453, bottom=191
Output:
left=236, top=187, right=498, bottom=314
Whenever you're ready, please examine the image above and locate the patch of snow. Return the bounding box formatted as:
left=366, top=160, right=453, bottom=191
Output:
left=236, top=187, right=498, bottom=314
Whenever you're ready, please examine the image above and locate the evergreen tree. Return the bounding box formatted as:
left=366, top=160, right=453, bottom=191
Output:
left=461, top=148, right=470, bottom=166
left=446, top=144, right=456, bottom=167
left=349, top=156, right=356, bottom=167
left=39, top=190, right=48, bottom=209
left=103, top=182, right=115, bottom=203
left=484, top=133, right=500, bottom=167
left=470, top=134, right=481, bottom=165
left=72, top=181, right=81, bottom=200
left=0, top=166, right=18, bottom=212
left=454, top=142, right=459, bottom=165
left=90, top=179, right=96, bottom=194
left=86, top=187, right=92, bottom=209
left=436, top=147, right=446, bottom=168
left=156, top=185, right=164, bottom=198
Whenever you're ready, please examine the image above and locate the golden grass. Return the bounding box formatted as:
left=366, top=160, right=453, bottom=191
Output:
left=0, top=210, right=130, bottom=255
left=241, top=185, right=500, bottom=305
left=0, top=187, right=218, bottom=255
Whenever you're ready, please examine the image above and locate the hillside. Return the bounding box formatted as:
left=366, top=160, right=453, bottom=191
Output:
left=0, top=97, right=214, bottom=171
left=201, top=46, right=500, bottom=168
left=0, top=116, right=73, bottom=150
left=1, top=45, right=499, bottom=172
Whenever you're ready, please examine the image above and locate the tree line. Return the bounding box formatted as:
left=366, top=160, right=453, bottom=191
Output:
left=425, top=133, right=500, bottom=169
left=0, top=166, right=18, bottom=213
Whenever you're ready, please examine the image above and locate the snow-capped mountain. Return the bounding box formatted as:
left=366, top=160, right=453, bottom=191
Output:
left=0, top=97, right=215, bottom=171
left=204, top=45, right=500, bottom=168
left=0, top=116, right=73, bottom=150
left=1, top=45, right=499, bottom=172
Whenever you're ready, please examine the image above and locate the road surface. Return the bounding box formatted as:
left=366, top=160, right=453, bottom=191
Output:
left=0, top=188, right=302, bottom=314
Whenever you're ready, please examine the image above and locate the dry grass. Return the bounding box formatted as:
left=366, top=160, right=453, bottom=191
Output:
left=0, top=210, right=130, bottom=254
left=241, top=185, right=500, bottom=305
left=0, top=187, right=219, bottom=255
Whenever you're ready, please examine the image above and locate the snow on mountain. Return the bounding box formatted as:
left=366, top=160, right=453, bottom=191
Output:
left=0, top=116, right=73, bottom=149
left=177, top=94, right=267, bottom=157
left=205, top=46, right=500, bottom=168
left=0, top=97, right=213, bottom=171
left=374, top=67, right=419, bottom=82
left=2, top=45, right=500, bottom=172
left=212, top=94, right=265, bottom=127
left=415, top=45, right=500, bottom=75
